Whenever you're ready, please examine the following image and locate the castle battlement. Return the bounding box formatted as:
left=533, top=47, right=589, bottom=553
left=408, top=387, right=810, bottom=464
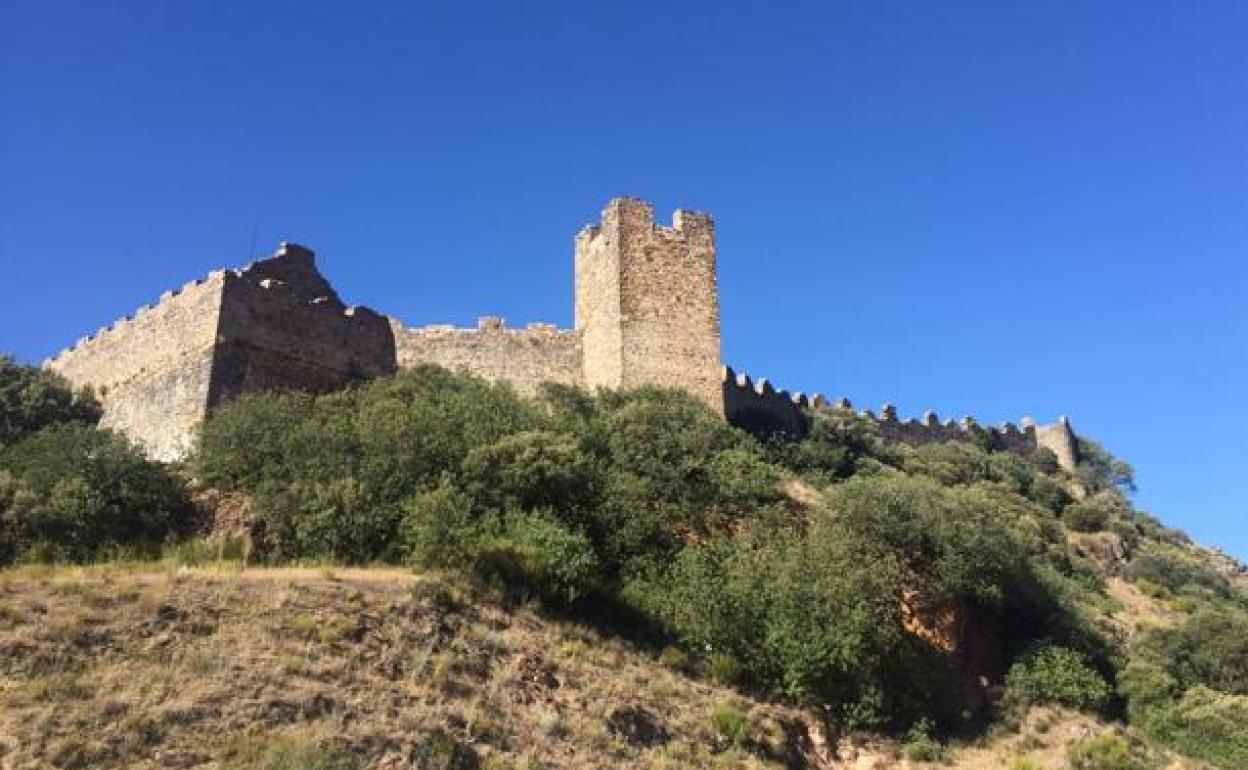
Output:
left=46, top=197, right=1081, bottom=470
left=721, top=364, right=1077, bottom=465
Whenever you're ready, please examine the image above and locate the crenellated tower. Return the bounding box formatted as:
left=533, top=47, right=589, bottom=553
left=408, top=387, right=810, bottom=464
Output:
left=574, top=197, right=724, bottom=412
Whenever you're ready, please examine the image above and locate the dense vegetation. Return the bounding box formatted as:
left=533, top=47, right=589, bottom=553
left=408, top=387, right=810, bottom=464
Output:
left=0, top=357, right=189, bottom=563
left=2, top=355, right=1247, bottom=767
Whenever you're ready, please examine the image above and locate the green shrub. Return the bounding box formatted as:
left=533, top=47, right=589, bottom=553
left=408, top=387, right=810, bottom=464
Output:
left=1128, top=544, right=1233, bottom=599
left=761, top=406, right=886, bottom=481
left=1136, top=608, right=1248, bottom=695
left=1006, top=643, right=1111, bottom=711
left=634, top=474, right=1080, bottom=727
left=162, top=535, right=250, bottom=566
left=707, top=651, right=742, bottom=685
left=710, top=701, right=749, bottom=745
left=400, top=480, right=480, bottom=570
left=0, top=356, right=100, bottom=449
left=1009, top=759, right=1047, bottom=770
left=1119, top=661, right=1179, bottom=717
left=1075, top=438, right=1136, bottom=494
left=901, top=718, right=945, bottom=762
left=255, top=478, right=399, bottom=564
left=1063, top=499, right=1113, bottom=533
left=1133, top=686, right=1248, bottom=769
left=473, top=511, right=598, bottom=604
left=0, top=424, right=189, bottom=563
left=1066, top=731, right=1154, bottom=770
left=460, top=430, right=596, bottom=516
left=221, top=732, right=359, bottom=770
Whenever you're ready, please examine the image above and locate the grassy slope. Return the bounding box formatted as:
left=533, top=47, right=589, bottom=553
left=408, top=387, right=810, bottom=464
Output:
left=0, top=563, right=1218, bottom=770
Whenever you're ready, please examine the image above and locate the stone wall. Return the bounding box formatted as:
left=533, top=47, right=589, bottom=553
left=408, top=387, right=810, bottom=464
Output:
left=44, top=197, right=1083, bottom=471
left=1033, top=416, right=1079, bottom=470
left=46, top=243, right=395, bottom=460
left=722, top=366, right=810, bottom=436
left=45, top=273, right=228, bottom=460
left=576, top=198, right=723, bottom=412
left=720, top=366, right=1080, bottom=470
left=390, top=316, right=583, bottom=395
left=211, top=244, right=396, bottom=404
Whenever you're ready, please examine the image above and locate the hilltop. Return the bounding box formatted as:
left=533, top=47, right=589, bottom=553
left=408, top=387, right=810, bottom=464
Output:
left=2, top=356, right=1247, bottom=769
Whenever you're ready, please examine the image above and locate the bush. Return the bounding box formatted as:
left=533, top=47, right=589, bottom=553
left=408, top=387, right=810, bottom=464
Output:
left=828, top=476, right=1032, bottom=607
left=0, top=357, right=100, bottom=449
left=761, top=406, right=886, bottom=481
left=902, top=718, right=945, bottom=762
left=1135, top=608, right=1248, bottom=695
left=1066, top=732, right=1154, bottom=770
left=460, top=430, right=596, bottom=516
left=707, top=651, right=742, bottom=685
left=1119, top=662, right=1179, bottom=717
left=657, top=645, right=690, bottom=671
left=400, top=480, right=480, bottom=570
left=710, top=701, right=749, bottom=745
left=1128, top=546, right=1236, bottom=603
left=1063, top=499, right=1115, bottom=533
left=0, top=424, right=189, bottom=563
left=473, top=510, right=598, bottom=604
left=1133, top=686, right=1248, bottom=769
left=1005, top=643, right=1111, bottom=712
left=1075, top=438, right=1136, bottom=494
left=634, top=474, right=1080, bottom=728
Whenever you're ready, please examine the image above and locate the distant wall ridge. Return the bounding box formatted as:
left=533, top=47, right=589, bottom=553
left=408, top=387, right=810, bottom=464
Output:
left=721, top=365, right=1079, bottom=465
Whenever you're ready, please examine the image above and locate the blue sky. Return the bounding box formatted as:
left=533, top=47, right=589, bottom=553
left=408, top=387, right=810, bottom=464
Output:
left=2, top=1, right=1245, bottom=558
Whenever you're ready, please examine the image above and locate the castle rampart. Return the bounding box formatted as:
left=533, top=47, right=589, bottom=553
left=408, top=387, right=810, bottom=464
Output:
left=721, top=366, right=1080, bottom=469
left=46, top=272, right=227, bottom=461
left=390, top=316, right=583, bottom=395
left=45, top=196, right=1082, bottom=471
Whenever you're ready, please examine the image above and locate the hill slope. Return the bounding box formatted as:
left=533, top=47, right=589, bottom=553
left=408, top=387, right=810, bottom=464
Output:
left=0, top=565, right=1217, bottom=770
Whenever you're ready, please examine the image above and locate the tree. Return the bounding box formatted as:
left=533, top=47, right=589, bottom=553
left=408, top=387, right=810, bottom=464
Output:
left=0, top=355, right=101, bottom=449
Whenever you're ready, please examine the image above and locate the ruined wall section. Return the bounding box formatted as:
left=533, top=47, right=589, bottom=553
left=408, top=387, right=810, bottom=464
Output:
left=390, top=316, right=583, bottom=395
left=577, top=198, right=723, bottom=412
left=45, top=273, right=228, bottom=461
left=210, top=243, right=396, bottom=405
left=1033, top=416, right=1080, bottom=470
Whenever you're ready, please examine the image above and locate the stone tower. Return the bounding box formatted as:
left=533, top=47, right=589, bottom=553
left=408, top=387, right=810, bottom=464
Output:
left=574, top=197, right=724, bottom=412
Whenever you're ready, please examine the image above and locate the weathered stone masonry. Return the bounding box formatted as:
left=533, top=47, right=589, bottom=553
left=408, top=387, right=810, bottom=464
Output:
left=46, top=244, right=395, bottom=460
left=46, top=197, right=1080, bottom=469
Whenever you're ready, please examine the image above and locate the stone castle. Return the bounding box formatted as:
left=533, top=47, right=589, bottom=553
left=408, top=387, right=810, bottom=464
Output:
left=45, top=197, right=1079, bottom=469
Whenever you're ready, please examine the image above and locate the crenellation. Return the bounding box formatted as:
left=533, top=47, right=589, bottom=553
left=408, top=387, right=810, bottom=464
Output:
left=46, top=196, right=1082, bottom=471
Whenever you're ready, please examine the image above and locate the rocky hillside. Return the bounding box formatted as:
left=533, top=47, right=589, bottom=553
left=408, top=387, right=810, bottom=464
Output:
left=4, top=359, right=1248, bottom=769
left=0, top=564, right=1224, bottom=770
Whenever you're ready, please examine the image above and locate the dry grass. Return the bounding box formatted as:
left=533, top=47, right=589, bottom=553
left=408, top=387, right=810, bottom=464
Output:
left=0, top=565, right=813, bottom=769
left=0, top=565, right=1200, bottom=770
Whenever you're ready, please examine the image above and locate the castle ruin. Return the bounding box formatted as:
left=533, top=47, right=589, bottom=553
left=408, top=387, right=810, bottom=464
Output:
left=45, top=197, right=1080, bottom=469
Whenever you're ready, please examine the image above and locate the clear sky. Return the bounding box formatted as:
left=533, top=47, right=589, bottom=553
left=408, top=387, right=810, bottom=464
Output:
left=2, top=2, right=1245, bottom=558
